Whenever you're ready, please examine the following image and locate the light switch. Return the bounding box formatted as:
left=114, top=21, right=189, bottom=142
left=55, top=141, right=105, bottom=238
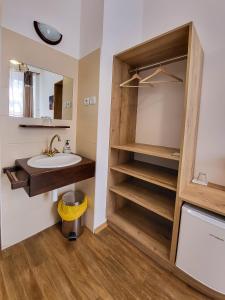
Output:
left=89, top=96, right=97, bottom=105
left=65, top=101, right=72, bottom=108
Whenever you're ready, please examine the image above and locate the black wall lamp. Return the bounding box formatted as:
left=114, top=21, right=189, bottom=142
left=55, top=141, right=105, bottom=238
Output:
left=33, top=21, right=63, bottom=45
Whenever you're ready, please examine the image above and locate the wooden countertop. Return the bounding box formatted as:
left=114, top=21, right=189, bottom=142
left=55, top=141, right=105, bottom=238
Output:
left=180, top=183, right=225, bottom=217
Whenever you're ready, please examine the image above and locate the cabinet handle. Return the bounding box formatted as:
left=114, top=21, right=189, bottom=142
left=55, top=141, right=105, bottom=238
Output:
left=3, top=166, right=28, bottom=189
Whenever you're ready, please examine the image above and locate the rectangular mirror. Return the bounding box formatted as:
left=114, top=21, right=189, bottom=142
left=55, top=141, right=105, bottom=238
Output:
left=9, top=60, right=73, bottom=120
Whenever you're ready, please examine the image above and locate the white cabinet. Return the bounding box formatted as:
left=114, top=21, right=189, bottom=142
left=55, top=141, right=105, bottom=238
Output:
left=176, top=204, right=225, bottom=295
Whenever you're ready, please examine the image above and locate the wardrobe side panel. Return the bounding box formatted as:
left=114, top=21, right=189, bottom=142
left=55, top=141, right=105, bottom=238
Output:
left=170, top=24, right=204, bottom=263
left=110, top=60, right=138, bottom=146
left=109, top=57, right=137, bottom=165
left=107, top=57, right=138, bottom=216
left=110, top=57, right=124, bottom=146
left=179, top=24, right=204, bottom=192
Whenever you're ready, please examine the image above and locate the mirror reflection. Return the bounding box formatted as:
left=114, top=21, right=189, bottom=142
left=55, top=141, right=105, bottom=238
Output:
left=9, top=60, right=73, bottom=120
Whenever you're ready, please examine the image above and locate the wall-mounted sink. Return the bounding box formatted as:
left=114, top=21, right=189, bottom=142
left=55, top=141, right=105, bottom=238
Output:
left=27, top=153, right=82, bottom=169
left=3, top=154, right=95, bottom=197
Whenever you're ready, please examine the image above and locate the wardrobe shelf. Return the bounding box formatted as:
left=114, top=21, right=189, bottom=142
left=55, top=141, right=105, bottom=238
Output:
left=110, top=181, right=175, bottom=221
left=111, top=143, right=180, bottom=161
left=108, top=204, right=171, bottom=261
left=111, top=161, right=177, bottom=191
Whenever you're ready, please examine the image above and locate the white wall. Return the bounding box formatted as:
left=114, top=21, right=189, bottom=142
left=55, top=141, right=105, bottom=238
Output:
left=142, top=0, right=225, bottom=186
left=2, top=0, right=105, bottom=60
left=136, top=61, right=186, bottom=149
left=0, top=28, right=78, bottom=249
left=134, top=61, right=186, bottom=171
left=1, top=0, right=81, bottom=58
left=79, top=0, right=104, bottom=58
left=94, top=0, right=225, bottom=229
left=0, top=0, right=104, bottom=247
left=94, top=0, right=143, bottom=229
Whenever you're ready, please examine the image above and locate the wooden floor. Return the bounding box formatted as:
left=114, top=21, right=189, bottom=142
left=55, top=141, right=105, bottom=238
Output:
left=0, top=225, right=210, bottom=300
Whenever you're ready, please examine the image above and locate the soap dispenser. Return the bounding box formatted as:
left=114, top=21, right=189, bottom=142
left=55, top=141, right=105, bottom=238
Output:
left=63, top=140, right=71, bottom=154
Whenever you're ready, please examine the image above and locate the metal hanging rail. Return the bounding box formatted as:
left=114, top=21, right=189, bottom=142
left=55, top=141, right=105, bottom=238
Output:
left=129, top=54, right=188, bottom=74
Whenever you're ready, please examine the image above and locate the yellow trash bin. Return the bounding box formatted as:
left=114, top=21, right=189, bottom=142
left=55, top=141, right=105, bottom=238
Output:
left=58, top=191, right=87, bottom=240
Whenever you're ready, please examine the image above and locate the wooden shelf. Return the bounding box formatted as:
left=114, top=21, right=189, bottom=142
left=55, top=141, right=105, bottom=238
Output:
left=110, top=181, right=175, bottom=221
left=111, top=161, right=177, bottom=191
left=111, top=143, right=180, bottom=161
left=19, top=125, right=70, bottom=129
left=108, top=203, right=172, bottom=261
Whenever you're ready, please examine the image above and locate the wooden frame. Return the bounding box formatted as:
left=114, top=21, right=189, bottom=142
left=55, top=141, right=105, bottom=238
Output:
left=170, top=24, right=204, bottom=263
left=54, top=80, right=63, bottom=119
left=106, top=23, right=224, bottom=299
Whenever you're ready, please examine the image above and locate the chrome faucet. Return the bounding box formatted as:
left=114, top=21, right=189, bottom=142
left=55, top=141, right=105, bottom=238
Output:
left=44, top=134, right=61, bottom=157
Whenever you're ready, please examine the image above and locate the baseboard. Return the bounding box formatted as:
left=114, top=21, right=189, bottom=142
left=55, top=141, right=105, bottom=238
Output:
left=94, top=222, right=108, bottom=234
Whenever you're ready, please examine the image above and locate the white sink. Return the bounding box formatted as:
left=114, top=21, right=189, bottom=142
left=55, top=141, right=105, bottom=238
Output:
left=27, top=153, right=82, bottom=169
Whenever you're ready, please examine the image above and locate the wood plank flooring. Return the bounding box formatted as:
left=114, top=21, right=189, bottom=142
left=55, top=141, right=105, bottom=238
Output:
left=0, top=225, right=209, bottom=300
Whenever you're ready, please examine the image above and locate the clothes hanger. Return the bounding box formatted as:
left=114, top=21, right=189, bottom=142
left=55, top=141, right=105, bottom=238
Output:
left=139, top=65, right=183, bottom=85
left=120, top=72, right=154, bottom=88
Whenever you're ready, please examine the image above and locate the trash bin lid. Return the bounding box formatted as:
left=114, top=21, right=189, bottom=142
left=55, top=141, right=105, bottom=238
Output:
left=62, top=191, right=84, bottom=206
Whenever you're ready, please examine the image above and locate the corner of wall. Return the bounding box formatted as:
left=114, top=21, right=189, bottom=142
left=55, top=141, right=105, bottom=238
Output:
left=79, top=0, right=104, bottom=59
left=93, top=0, right=144, bottom=230
left=76, top=48, right=101, bottom=231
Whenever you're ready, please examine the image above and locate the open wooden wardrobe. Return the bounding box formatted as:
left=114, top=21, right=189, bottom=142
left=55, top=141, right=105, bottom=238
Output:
left=106, top=22, right=211, bottom=294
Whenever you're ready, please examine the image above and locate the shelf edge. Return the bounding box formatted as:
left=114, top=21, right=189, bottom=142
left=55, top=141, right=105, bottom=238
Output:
left=110, top=185, right=174, bottom=222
